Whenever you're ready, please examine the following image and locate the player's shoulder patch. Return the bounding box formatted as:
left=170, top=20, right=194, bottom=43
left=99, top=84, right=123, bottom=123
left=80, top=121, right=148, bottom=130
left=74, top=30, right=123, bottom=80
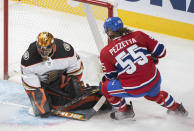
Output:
left=54, top=40, right=74, bottom=58
left=63, top=42, right=71, bottom=51
left=23, top=51, right=30, bottom=60
left=21, top=42, right=42, bottom=66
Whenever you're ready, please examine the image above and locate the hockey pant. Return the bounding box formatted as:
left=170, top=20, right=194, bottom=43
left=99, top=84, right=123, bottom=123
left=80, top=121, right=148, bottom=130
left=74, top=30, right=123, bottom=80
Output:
left=101, top=78, right=179, bottom=112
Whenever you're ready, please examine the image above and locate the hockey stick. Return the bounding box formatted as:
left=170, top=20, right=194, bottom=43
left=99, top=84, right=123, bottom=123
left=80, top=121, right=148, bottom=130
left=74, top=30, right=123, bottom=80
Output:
left=53, top=96, right=106, bottom=121
left=0, top=91, right=106, bottom=120
left=84, top=95, right=106, bottom=120
left=0, top=101, right=88, bottom=120
left=51, top=86, right=100, bottom=120
left=1, top=85, right=103, bottom=120
left=52, top=86, right=99, bottom=112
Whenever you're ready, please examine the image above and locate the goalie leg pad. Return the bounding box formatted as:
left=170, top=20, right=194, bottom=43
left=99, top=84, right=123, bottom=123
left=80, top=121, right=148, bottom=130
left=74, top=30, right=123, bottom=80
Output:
left=25, top=88, right=51, bottom=117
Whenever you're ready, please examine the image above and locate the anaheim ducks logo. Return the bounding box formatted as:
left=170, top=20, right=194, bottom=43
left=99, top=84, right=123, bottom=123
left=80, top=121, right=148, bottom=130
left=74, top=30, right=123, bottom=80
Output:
left=63, top=43, right=71, bottom=51
left=23, top=51, right=29, bottom=60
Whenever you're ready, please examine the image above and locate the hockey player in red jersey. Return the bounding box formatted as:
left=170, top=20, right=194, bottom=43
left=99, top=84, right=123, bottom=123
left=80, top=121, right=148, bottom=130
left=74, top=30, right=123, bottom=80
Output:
left=100, top=17, right=188, bottom=120
left=21, top=32, right=110, bottom=118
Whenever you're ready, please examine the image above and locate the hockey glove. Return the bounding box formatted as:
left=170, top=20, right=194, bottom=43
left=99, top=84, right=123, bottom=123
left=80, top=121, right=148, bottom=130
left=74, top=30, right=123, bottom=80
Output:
left=99, top=75, right=107, bottom=95
left=60, top=75, right=82, bottom=98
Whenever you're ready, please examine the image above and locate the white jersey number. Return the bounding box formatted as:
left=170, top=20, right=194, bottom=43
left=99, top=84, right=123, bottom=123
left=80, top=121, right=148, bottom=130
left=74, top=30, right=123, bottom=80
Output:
left=115, top=44, right=148, bottom=74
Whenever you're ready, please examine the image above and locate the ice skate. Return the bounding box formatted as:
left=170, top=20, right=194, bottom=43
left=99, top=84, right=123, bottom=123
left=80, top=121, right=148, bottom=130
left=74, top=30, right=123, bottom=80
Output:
left=110, top=102, right=135, bottom=120
left=167, top=103, right=188, bottom=117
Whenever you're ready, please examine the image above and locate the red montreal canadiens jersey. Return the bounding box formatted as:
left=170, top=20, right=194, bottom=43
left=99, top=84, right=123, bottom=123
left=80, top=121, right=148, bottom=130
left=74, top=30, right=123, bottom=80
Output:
left=100, top=31, right=166, bottom=95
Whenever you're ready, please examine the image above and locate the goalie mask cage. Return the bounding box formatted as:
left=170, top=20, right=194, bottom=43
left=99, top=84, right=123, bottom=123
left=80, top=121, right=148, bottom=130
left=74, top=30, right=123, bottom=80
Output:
left=3, top=0, right=117, bottom=80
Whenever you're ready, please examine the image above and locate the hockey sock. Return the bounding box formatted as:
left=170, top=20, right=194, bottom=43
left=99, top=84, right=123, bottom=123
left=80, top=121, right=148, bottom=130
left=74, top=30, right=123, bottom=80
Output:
left=144, top=91, right=179, bottom=111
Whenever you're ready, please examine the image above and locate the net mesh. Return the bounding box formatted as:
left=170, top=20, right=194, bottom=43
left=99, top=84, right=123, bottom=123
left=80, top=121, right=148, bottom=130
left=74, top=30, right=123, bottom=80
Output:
left=12, top=0, right=108, bottom=19
left=7, top=0, right=111, bottom=79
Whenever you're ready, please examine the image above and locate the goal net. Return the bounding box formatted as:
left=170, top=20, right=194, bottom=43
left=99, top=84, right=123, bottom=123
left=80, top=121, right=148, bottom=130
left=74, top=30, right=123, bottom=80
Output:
left=2, top=0, right=117, bottom=83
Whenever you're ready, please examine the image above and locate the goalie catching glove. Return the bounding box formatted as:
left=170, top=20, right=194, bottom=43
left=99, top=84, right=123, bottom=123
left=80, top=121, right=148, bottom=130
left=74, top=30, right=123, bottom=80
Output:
left=60, top=75, right=98, bottom=98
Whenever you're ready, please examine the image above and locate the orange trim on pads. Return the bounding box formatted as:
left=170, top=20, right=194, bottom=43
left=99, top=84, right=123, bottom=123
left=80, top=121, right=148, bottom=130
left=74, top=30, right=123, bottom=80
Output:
left=31, top=88, right=47, bottom=114
left=53, top=96, right=100, bottom=111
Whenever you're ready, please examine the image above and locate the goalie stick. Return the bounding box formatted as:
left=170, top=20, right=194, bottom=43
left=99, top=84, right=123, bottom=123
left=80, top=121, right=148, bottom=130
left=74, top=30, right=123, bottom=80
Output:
left=52, top=85, right=99, bottom=112
left=51, top=85, right=107, bottom=120
left=1, top=85, right=105, bottom=120
left=53, top=96, right=106, bottom=121
left=84, top=95, right=106, bottom=120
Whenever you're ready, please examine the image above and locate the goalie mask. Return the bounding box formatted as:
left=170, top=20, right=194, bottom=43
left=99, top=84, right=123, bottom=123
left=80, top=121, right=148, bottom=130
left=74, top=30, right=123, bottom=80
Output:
left=36, top=32, right=55, bottom=59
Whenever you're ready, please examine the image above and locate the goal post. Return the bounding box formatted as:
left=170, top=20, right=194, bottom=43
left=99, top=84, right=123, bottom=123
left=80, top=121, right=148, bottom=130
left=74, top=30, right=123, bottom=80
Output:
left=3, top=0, right=117, bottom=80
left=4, top=0, right=9, bottom=80
left=75, top=0, right=114, bottom=52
